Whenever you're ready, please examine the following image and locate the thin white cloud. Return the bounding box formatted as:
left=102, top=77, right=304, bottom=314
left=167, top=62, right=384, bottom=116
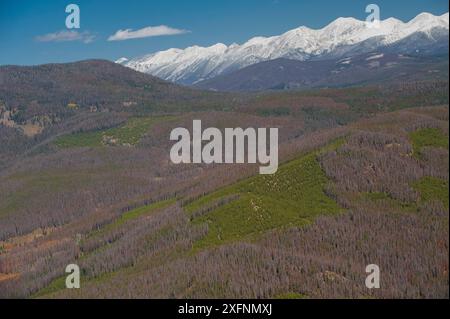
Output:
left=108, top=25, right=190, bottom=41
left=35, top=30, right=95, bottom=44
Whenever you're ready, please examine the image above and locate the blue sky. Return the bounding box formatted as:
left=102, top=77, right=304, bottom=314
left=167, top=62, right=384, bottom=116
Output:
left=0, top=0, right=448, bottom=65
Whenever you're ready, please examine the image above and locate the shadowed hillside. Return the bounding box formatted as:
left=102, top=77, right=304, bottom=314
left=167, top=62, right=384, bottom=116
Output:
left=196, top=53, right=449, bottom=92
left=0, top=59, right=235, bottom=123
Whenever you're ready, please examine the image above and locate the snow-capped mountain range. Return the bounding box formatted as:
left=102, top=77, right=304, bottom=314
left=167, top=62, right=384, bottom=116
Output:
left=117, top=12, right=449, bottom=85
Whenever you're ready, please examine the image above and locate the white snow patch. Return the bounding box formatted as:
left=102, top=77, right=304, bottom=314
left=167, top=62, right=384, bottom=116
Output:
left=366, top=53, right=384, bottom=61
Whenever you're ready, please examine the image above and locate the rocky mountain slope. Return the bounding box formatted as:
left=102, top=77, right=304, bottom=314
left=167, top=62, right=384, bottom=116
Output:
left=195, top=52, right=449, bottom=91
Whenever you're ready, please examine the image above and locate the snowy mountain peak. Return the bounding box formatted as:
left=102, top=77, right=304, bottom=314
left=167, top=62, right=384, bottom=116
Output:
left=324, top=16, right=363, bottom=29
left=119, top=11, right=449, bottom=84
left=409, top=11, right=444, bottom=27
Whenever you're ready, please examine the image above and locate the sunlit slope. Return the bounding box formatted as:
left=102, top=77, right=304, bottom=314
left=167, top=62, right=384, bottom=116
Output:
left=185, top=141, right=344, bottom=248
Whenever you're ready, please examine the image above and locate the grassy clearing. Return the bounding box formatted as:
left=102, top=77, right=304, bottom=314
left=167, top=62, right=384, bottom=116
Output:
left=413, top=177, right=449, bottom=209
left=32, top=276, right=67, bottom=298
left=55, top=131, right=104, bottom=148
left=365, top=192, right=390, bottom=201
left=360, top=192, right=418, bottom=213
left=55, top=116, right=175, bottom=148
left=409, top=128, right=449, bottom=158
left=186, top=141, right=343, bottom=249
left=87, top=199, right=176, bottom=239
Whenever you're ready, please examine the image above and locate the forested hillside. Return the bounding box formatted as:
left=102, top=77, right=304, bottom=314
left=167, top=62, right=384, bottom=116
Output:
left=0, top=60, right=448, bottom=298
